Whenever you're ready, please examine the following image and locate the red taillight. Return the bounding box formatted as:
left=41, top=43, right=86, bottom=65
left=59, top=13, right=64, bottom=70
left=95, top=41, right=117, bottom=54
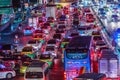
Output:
left=98, top=53, right=102, bottom=58
left=64, top=72, right=66, bottom=79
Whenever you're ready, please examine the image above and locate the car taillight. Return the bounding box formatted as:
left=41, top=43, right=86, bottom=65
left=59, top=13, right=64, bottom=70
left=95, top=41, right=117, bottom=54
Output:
left=64, top=72, right=66, bottom=79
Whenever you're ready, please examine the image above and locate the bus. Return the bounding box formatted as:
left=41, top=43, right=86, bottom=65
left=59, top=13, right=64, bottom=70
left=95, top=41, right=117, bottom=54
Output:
left=64, top=36, right=92, bottom=80
left=74, top=73, right=106, bottom=80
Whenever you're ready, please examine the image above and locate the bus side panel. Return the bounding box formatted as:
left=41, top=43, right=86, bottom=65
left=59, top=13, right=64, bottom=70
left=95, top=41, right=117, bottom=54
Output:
left=109, top=59, right=118, bottom=78
left=99, top=59, right=108, bottom=77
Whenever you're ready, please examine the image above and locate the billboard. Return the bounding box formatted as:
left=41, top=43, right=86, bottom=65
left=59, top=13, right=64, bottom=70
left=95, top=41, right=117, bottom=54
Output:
left=0, top=0, right=11, bottom=7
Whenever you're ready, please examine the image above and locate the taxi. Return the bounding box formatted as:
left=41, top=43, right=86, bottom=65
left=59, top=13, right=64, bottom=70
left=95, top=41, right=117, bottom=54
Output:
left=33, top=34, right=45, bottom=43
left=39, top=54, right=54, bottom=67
left=20, top=62, right=30, bottom=74
left=0, top=64, right=16, bottom=79
left=61, top=38, right=70, bottom=48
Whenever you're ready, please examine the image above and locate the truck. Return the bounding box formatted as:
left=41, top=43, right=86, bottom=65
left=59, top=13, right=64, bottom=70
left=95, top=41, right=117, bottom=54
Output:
left=98, top=49, right=119, bottom=78
left=46, top=4, right=56, bottom=19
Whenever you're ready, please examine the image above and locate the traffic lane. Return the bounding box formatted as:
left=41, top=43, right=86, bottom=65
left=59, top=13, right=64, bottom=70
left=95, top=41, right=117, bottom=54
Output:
left=12, top=76, right=24, bottom=80
left=48, top=58, right=64, bottom=80
left=13, top=58, right=64, bottom=80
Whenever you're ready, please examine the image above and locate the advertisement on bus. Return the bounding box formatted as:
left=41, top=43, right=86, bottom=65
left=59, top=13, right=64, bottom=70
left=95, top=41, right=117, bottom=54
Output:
left=99, top=59, right=108, bottom=77
left=109, top=59, right=118, bottom=78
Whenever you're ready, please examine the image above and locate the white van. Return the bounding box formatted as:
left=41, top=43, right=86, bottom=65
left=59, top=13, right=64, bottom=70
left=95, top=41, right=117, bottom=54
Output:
left=24, top=60, right=49, bottom=80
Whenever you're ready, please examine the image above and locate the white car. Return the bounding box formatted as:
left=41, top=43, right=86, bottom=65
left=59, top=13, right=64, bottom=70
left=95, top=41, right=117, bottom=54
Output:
left=0, top=64, right=16, bottom=79
left=27, top=40, right=42, bottom=50
left=47, top=39, right=60, bottom=48
left=44, top=46, right=57, bottom=57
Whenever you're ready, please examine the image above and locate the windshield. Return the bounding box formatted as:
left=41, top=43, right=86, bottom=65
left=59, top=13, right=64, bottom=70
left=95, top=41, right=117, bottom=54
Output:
left=96, top=41, right=106, bottom=46
left=34, top=30, right=43, bottom=33
left=34, top=35, right=43, bottom=38
left=22, top=47, right=32, bottom=52
left=53, top=34, right=61, bottom=39
left=58, top=25, right=65, bottom=29
left=92, top=31, right=100, bottom=35
left=93, top=36, right=102, bottom=41
left=28, top=40, right=37, bottom=44
left=40, top=54, right=51, bottom=59
left=25, top=72, right=43, bottom=78
left=56, top=29, right=64, bottom=33
left=46, top=47, right=54, bottom=51
left=63, top=38, right=70, bottom=42
left=78, top=27, right=86, bottom=30
left=22, top=62, right=30, bottom=66
left=70, top=33, right=79, bottom=37
left=48, top=40, right=56, bottom=44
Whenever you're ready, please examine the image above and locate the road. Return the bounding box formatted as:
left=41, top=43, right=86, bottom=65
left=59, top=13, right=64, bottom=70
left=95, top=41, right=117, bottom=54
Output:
left=12, top=58, right=64, bottom=80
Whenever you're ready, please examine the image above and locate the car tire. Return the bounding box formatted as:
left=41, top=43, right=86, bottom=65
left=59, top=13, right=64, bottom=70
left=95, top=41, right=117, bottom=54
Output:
left=6, top=73, right=12, bottom=79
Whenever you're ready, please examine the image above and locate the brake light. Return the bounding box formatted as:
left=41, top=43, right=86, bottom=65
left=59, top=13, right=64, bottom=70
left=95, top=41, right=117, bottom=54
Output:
left=64, top=72, right=66, bottom=79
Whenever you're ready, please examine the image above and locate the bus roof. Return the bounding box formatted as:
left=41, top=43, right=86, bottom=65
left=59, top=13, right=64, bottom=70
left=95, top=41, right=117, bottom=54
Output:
left=75, top=73, right=106, bottom=80
left=67, top=36, right=92, bottom=48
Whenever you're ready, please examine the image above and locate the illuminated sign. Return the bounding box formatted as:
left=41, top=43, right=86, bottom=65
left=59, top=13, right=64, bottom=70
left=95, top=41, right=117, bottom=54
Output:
left=0, top=0, right=11, bottom=7
left=0, top=0, right=12, bottom=14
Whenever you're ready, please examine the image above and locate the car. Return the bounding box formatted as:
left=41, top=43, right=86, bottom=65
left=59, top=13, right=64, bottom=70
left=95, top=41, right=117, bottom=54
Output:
left=68, top=32, right=79, bottom=38
left=93, top=36, right=103, bottom=44
left=12, top=54, right=32, bottom=62
left=55, top=29, right=66, bottom=38
left=33, top=29, right=44, bottom=35
left=96, top=46, right=110, bottom=57
left=39, top=53, right=54, bottom=67
left=61, top=38, right=70, bottom=48
left=73, top=18, right=79, bottom=25
left=0, top=57, right=18, bottom=68
left=86, top=14, right=95, bottom=23
left=57, top=25, right=66, bottom=31
left=86, top=14, right=94, bottom=19
left=98, top=8, right=104, bottom=14
left=47, top=39, right=60, bottom=48
left=23, top=27, right=34, bottom=35
left=44, top=46, right=57, bottom=57
left=111, top=14, right=119, bottom=22
left=94, top=40, right=107, bottom=50
left=0, top=64, right=16, bottom=79
left=83, top=8, right=91, bottom=13
left=99, top=12, right=107, bottom=19
left=59, top=15, right=66, bottom=21
left=24, top=60, right=49, bottom=80
left=21, top=46, right=36, bottom=56
left=47, top=17, right=54, bottom=23
left=86, top=17, right=95, bottom=23
left=41, top=25, right=51, bottom=34
left=33, top=34, right=45, bottom=43
left=27, top=40, right=42, bottom=50
left=92, top=31, right=101, bottom=36
left=38, top=17, right=44, bottom=25
left=53, top=33, right=62, bottom=41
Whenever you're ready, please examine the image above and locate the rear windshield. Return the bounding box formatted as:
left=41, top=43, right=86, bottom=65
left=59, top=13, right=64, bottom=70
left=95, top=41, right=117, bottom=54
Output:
left=25, top=72, right=43, bottom=78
